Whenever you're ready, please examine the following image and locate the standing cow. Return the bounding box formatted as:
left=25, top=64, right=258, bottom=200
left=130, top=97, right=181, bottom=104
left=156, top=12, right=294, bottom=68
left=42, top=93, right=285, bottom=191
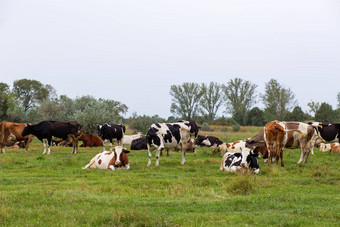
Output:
left=97, top=124, right=125, bottom=151
left=0, top=121, right=35, bottom=153
left=21, top=121, right=80, bottom=154
left=146, top=120, right=199, bottom=166
left=309, top=122, right=340, bottom=143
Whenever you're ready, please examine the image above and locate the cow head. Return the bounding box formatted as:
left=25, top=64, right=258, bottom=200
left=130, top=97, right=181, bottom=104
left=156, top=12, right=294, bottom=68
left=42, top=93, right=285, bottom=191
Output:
left=185, top=138, right=196, bottom=152
left=187, top=120, right=199, bottom=138
left=21, top=123, right=33, bottom=137
left=97, top=125, right=103, bottom=137
left=246, top=151, right=260, bottom=174
left=113, top=146, right=130, bottom=167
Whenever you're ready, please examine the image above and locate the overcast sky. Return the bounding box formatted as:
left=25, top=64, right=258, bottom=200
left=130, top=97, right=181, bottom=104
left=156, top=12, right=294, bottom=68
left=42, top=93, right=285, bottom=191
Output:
left=0, top=0, right=339, bottom=118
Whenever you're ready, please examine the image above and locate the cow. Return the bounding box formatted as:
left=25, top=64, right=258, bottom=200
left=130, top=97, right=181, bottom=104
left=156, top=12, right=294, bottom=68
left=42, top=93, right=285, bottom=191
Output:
left=97, top=124, right=125, bottom=150
left=131, top=138, right=147, bottom=150
left=21, top=121, right=80, bottom=154
left=122, top=132, right=143, bottom=145
left=146, top=120, right=199, bottom=166
left=77, top=132, right=104, bottom=147
left=213, top=139, right=248, bottom=155
left=195, top=135, right=212, bottom=147
left=0, top=121, right=35, bottom=153
left=330, top=145, right=340, bottom=153
left=163, top=138, right=196, bottom=156
left=82, top=146, right=130, bottom=170
left=319, top=142, right=339, bottom=152
left=308, top=122, right=340, bottom=143
left=220, top=148, right=260, bottom=174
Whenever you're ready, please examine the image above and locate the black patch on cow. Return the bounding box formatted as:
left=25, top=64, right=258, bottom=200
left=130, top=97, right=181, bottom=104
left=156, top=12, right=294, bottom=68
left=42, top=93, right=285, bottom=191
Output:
left=163, top=130, right=173, bottom=143
left=247, top=152, right=259, bottom=169
left=167, top=124, right=181, bottom=144
left=155, top=123, right=161, bottom=128
left=146, top=128, right=161, bottom=146
left=131, top=138, right=147, bottom=150
left=224, top=154, right=241, bottom=167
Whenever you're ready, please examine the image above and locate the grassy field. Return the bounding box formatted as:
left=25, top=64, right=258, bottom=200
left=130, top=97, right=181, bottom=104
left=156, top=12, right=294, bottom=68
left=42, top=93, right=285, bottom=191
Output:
left=0, top=132, right=339, bottom=226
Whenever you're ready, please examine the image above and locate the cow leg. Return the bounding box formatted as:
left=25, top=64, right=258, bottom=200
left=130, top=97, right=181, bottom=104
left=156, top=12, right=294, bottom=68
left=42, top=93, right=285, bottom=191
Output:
left=147, top=144, right=152, bottom=166
left=155, top=148, right=162, bottom=166
left=68, top=134, right=78, bottom=154
left=280, top=148, right=284, bottom=167
left=43, top=139, right=47, bottom=154
left=181, top=150, right=186, bottom=165
left=297, top=141, right=306, bottom=164
left=109, top=140, right=113, bottom=151
left=47, top=140, right=52, bottom=154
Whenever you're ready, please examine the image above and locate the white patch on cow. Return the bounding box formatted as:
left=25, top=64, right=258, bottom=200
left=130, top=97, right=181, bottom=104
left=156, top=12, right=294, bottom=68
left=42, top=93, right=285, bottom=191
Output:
left=114, top=146, right=123, bottom=164
left=43, top=139, right=47, bottom=154
left=202, top=138, right=211, bottom=146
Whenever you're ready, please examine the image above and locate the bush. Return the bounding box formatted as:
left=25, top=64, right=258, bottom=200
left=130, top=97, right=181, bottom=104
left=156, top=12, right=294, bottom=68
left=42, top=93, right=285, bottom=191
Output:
left=200, top=122, right=213, bottom=131
left=232, top=123, right=240, bottom=132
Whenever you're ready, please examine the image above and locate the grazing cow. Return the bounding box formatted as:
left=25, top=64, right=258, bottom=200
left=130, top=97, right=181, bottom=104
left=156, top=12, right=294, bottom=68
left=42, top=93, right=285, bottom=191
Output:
left=263, top=120, right=288, bottom=166
left=21, top=121, right=80, bottom=154
left=0, top=121, right=35, bottom=153
left=308, top=122, right=340, bottom=143
left=123, top=132, right=143, bottom=145
left=319, top=142, right=339, bottom=152
left=82, top=146, right=130, bottom=170
left=146, top=120, right=199, bottom=166
left=330, top=145, right=340, bottom=153
left=77, top=132, right=103, bottom=147
left=131, top=138, right=147, bottom=150
left=97, top=124, right=125, bottom=150
left=195, top=135, right=212, bottom=147
left=220, top=148, right=260, bottom=174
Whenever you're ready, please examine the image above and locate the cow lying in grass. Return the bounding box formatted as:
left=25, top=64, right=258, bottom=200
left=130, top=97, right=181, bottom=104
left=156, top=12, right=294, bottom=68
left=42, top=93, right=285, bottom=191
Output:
left=82, top=146, right=130, bottom=170
left=220, top=148, right=260, bottom=174
left=319, top=142, right=339, bottom=152
left=330, top=145, right=340, bottom=153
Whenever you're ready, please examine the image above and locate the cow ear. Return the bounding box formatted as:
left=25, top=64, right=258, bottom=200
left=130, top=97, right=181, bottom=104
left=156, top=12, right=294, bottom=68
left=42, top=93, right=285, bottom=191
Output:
left=252, top=152, right=259, bottom=157
left=123, top=148, right=130, bottom=154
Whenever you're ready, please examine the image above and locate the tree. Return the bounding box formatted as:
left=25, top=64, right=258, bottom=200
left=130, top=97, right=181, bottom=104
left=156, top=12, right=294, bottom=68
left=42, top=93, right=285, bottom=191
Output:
left=73, top=96, right=128, bottom=134
left=261, top=79, right=296, bottom=121
left=285, top=106, right=305, bottom=122
left=223, top=78, right=257, bottom=125
left=12, top=79, right=50, bottom=111
left=244, top=107, right=264, bottom=126
left=0, top=82, right=10, bottom=121
left=307, top=100, right=320, bottom=117
left=314, top=102, right=337, bottom=123
left=199, top=82, right=224, bottom=122
left=128, top=113, right=165, bottom=134
left=337, top=92, right=340, bottom=108
left=170, top=82, right=204, bottom=119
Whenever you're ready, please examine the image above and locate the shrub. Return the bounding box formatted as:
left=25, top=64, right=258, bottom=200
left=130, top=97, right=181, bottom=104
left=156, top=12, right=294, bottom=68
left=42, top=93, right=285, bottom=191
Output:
left=232, top=123, right=240, bottom=132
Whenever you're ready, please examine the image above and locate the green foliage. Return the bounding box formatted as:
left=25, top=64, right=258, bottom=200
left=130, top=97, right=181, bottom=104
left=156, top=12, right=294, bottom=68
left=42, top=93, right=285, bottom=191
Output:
left=199, top=82, right=224, bottom=121
left=12, top=79, right=52, bottom=111
left=307, top=100, right=320, bottom=117
left=232, top=123, right=241, bottom=132
left=285, top=106, right=305, bottom=122
left=0, top=82, right=10, bottom=121
left=244, top=107, right=264, bottom=126
left=314, top=102, right=337, bottom=123
left=128, top=113, right=165, bottom=134
left=170, top=82, right=204, bottom=119
left=211, top=117, right=237, bottom=126
left=262, top=79, right=296, bottom=121
left=223, top=78, right=257, bottom=125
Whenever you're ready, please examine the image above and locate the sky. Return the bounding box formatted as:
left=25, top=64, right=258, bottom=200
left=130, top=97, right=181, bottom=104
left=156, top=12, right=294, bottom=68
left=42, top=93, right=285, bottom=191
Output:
left=0, top=0, right=339, bottom=119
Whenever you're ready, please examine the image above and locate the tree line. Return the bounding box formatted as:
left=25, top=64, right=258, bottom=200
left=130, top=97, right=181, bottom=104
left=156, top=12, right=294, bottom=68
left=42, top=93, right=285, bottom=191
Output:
left=0, top=78, right=339, bottom=134
left=169, top=78, right=340, bottom=126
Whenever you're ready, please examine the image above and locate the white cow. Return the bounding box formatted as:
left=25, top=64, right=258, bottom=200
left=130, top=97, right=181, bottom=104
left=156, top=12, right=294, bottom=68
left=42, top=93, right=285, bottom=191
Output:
left=122, top=132, right=143, bottom=145
left=319, top=142, right=339, bottom=152
left=82, top=146, right=130, bottom=170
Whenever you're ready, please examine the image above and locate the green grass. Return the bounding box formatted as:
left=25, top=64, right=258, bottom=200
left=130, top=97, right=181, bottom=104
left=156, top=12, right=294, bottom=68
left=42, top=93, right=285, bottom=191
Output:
left=0, top=138, right=339, bottom=226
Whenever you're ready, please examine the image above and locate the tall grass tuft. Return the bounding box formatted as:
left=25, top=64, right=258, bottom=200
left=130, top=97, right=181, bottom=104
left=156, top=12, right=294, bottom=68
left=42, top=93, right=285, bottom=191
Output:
left=229, top=173, right=256, bottom=195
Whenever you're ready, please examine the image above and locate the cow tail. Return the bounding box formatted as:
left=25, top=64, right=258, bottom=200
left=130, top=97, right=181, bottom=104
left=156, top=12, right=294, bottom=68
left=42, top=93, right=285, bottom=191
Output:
left=285, top=129, right=306, bottom=137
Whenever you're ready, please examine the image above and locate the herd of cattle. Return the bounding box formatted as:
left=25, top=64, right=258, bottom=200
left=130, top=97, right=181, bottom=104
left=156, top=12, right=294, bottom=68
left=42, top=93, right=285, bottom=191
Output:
left=0, top=120, right=339, bottom=173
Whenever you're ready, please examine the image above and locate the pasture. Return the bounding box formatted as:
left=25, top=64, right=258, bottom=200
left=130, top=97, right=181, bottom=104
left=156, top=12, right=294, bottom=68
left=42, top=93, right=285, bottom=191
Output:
left=0, top=131, right=339, bottom=226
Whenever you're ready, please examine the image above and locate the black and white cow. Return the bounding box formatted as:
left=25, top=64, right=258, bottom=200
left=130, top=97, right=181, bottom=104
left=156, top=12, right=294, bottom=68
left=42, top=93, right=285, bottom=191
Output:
left=195, top=135, right=212, bottom=147
left=21, top=121, right=80, bottom=154
left=308, top=122, right=340, bottom=143
left=220, top=148, right=260, bottom=174
left=146, top=120, right=199, bottom=166
left=97, top=124, right=125, bottom=151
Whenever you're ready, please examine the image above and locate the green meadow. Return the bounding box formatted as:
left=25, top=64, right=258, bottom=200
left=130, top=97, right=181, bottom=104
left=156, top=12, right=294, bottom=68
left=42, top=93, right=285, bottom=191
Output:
left=0, top=132, right=339, bottom=226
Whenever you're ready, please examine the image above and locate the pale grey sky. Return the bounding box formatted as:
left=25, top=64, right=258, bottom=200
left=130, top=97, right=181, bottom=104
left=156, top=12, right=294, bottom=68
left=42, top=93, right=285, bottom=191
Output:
left=0, top=0, right=339, bottom=118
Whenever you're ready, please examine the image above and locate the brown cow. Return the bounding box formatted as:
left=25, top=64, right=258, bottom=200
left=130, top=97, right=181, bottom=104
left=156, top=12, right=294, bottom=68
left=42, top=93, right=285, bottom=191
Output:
left=330, top=145, right=340, bottom=153
left=0, top=121, right=35, bottom=153
left=77, top=132, right=103, bottom=147
left=263, top=120, right=288, bottom=166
